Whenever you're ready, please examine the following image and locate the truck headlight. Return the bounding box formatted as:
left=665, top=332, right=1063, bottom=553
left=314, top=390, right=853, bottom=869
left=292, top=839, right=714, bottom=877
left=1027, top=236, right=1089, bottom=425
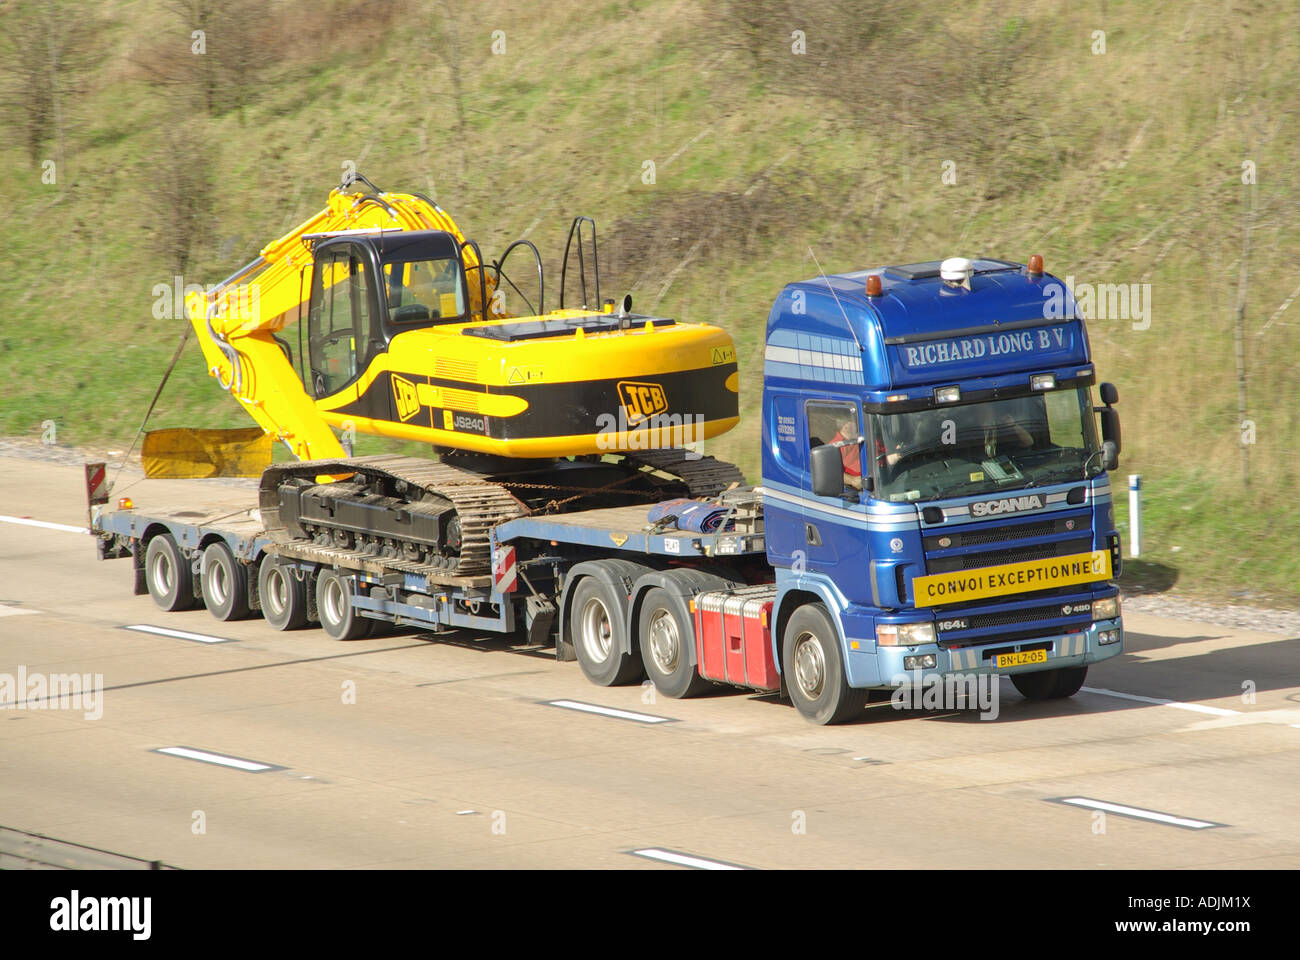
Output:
left=877, top=622, right=936, bottom=646
left=1093, top=596, right=1120, bottom=620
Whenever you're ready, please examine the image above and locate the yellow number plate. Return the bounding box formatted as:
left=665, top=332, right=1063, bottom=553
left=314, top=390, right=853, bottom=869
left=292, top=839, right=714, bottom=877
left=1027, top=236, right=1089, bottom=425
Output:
left=996, top=649, right=1048, bottom=669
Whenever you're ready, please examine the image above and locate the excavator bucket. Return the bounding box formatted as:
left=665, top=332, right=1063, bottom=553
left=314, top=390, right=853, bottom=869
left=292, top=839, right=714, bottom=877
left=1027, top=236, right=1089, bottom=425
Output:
left=141, top=427, right=273, bottom=479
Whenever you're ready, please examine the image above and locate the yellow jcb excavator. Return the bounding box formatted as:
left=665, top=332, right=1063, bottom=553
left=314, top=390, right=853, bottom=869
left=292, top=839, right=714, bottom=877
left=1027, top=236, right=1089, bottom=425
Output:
left=161, top=173, right=744, bottom=576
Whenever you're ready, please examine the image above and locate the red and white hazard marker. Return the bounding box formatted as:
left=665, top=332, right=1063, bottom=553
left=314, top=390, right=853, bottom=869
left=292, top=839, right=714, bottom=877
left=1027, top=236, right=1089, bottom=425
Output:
left=492, top=545, right=517, bottom=593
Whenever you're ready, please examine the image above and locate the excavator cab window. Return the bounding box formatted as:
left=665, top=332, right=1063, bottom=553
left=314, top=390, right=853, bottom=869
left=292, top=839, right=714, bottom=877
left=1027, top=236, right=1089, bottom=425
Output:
left=308, top=245, right=380, bottom=399
left=382, top=255, right=465, bottom=326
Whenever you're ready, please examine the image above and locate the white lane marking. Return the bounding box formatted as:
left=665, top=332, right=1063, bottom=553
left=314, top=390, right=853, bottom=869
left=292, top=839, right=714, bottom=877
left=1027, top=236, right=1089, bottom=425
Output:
left=0, top=605, right=39, bottom=618
left=124, top=624, right=236, bottom=644
left=545, top=699, right=675, bottom=724
left=1081, top=685, right=1240, bottom=717
left=1055, top=797, right=1221, bottom=830
left=631, top=848, right=745, bottom=870
left=154, top=746, right=281, bottom=772
left=0, top=515, right=89, bottom=535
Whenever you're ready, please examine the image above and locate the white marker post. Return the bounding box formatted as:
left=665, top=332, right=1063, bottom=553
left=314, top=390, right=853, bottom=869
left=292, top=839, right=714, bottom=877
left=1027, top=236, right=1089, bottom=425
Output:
left=1128, top=474, right=1142, bottom=558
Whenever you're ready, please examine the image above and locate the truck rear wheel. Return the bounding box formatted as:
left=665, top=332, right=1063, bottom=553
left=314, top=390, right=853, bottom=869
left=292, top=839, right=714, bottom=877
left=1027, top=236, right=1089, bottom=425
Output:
left=259, top=557, right=309, bottom=631
left=570, top=577, right=643, bottom=686
left=202, top=542, right=250, bottom=621
left=144, top=534, right=195, bottom=612
left=316, top=569, right=373, bottom=641
left=637, top=587, right=711, bottom=698
left=1010, top=665, right=1087, bottom=700
left=782, top=604, right=867, bottom=725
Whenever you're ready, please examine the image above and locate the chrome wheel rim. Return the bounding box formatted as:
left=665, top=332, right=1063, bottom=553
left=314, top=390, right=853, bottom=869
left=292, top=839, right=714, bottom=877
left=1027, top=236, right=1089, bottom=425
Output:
left=208, top=557, right=229, bottom=607
left=792, top=631, right=826, bottom=700
left=322, top=577, right=346, bottom=626
left=647, top=608, right=680, bottom=674
left=150, top=549, right=173, bottom=595
left=578, top=596, right=613, bottom=664
left=265, top=567, right=287, bottom=616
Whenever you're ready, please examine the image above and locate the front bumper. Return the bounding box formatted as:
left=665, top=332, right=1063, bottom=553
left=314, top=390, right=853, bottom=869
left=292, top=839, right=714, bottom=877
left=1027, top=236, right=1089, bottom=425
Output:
left=863, top=618, right=1123, bottom=687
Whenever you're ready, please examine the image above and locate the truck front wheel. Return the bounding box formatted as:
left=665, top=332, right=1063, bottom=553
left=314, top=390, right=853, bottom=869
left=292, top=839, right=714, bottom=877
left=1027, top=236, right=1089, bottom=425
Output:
left=1010, top=665, right=1087, bottom=700
left=144, top=534, right=195, bottom=612
left=638, top=587, right=711, bottom=698
left=782, top=604, right=867, bottom=725
left=316, top=569, right=373, bottom=641
left=570, top=577, right=643, bottom=686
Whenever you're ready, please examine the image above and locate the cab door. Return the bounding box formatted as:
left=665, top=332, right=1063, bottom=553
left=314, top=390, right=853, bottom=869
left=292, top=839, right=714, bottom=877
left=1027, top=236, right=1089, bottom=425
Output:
left=802, top=399, right=872, bottom=603
left=307, top=244, right=381, bottom=400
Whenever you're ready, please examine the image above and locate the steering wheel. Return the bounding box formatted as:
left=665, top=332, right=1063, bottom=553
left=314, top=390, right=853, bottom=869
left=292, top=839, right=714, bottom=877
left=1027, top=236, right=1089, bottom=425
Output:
left=391, top=303, right=435, bottom=323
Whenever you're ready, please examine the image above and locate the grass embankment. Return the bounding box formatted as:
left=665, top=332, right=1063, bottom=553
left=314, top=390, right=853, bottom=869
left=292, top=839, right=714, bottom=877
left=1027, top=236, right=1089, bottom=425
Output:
left=1, top=0, right=1297, bottom=602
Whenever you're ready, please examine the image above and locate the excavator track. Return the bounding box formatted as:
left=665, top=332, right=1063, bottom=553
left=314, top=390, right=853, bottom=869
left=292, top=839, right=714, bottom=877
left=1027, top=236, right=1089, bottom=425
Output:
left=259, top=455, right=527, bottom=579
left=257, top=450, right=745, bottom=584
left=620, top=448, right=747, bottom=499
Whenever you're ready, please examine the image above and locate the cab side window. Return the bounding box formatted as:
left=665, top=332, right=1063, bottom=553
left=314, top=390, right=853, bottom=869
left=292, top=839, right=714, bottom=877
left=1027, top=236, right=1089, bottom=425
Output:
left=806, top=400, right=862, bottom=491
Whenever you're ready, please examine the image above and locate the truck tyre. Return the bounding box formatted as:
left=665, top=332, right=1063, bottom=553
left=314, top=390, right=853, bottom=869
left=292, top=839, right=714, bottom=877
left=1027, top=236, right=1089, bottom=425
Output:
left=316, top=569, right=373, bottom=641
left=202, top=542, right=250, bottom=621
left=145, top=534, right=195, bottom=612
left=782, top=604, right=867, bottom=725
left=571, top=577, right=643, bottom=686
left=1010, top=665, right=1087, bottom=700
left=637, top=586, right=711, bottom=699
left=258, top=557, right=309, bottom=631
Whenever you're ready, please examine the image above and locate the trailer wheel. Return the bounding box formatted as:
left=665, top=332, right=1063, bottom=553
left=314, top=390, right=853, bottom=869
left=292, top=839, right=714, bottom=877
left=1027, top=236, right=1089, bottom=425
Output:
left=570, top=577, right=643, bottom=685
left=201, top=542, right=251, bottom=621
left=782, top=604, right=867, bottom=725
left=316, top=569, right=373, bottom=641
left=637, top=587, right=711, bottom=698
left=144, top=534, right=195, bottom=612
left=1010, top=665, right=1087, bottom=700
left=258, top=557, right=308, bottom=631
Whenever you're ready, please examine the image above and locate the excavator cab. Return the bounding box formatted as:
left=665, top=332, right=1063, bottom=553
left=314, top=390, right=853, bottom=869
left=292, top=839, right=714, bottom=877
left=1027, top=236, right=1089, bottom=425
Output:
left=306, top=231, right=468, bottom=400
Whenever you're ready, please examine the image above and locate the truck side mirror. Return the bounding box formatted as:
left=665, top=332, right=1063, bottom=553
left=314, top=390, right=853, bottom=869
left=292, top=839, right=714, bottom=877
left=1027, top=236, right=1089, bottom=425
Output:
left=810, top=444, right=844, bottom=498
left=1101, top=440, right=1119, bottom=472
left=1099, top=381, right=1119, bottom=405
left=1099, top=405, right=1121, bottom=455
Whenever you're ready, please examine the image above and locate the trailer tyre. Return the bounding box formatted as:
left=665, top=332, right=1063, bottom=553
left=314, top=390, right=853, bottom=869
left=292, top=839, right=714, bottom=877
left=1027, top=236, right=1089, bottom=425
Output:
left=258, top=557, right=309, bottom=631
left=202, top=542, right=250, bottom=621
left=637, top=587, right=711, bottom=698
left=316, top=569, right=373, bottom=641
left=782, top=604, right=867, bottom=725
left=144, top=534, right=195, bottom=612
left=570, top=577, right=643, bottom=686
left=1010, top=665, right=1087, bottom=700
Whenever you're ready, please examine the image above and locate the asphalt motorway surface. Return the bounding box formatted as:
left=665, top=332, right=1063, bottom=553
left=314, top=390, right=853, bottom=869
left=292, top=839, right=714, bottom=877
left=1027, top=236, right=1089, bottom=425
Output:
left=1, top=455, right=1298, bottom=870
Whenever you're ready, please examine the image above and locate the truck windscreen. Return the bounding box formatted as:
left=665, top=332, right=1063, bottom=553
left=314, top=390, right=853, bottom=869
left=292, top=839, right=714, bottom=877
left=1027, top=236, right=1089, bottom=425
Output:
left=868, top=387, right=1102, bottom=502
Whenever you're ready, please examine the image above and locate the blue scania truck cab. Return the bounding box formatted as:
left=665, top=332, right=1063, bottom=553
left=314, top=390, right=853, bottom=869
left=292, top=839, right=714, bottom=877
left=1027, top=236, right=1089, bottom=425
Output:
left=761, top=255, right=1124, bottom=723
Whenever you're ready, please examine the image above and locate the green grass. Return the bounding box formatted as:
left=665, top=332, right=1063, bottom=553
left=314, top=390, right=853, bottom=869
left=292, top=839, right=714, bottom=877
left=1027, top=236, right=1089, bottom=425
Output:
left=1, top=0, right=1298, bottom=605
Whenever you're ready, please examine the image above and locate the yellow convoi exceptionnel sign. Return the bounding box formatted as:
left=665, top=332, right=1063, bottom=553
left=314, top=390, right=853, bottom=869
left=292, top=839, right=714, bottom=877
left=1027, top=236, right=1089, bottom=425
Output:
left=912, top=550, right=1112, bottom=608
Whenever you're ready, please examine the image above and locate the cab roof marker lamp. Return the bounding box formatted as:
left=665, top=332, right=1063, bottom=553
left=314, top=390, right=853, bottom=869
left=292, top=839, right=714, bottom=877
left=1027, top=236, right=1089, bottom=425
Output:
left=1031, top=373, right=1056, bottom=391
left=934, top=385, right=961, bottom=404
